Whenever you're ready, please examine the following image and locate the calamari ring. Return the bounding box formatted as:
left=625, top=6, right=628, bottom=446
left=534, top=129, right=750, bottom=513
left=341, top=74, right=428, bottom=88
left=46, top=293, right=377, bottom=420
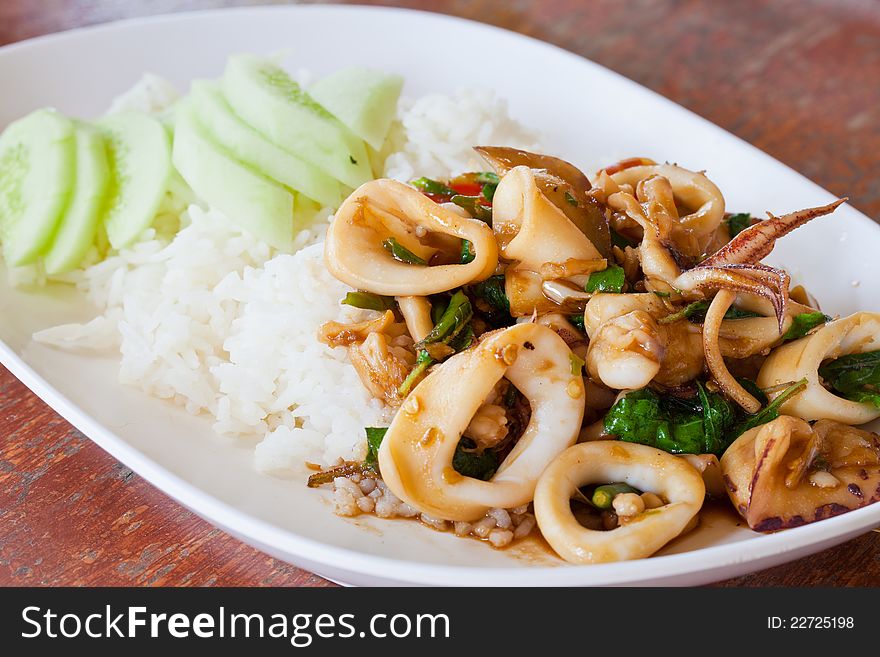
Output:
left=757, top=311, right=880, bottom=424
left=378, top=323, right=585, bottom=521
left=610, top=164, right=725, bottom=238
left=534, top=441, right=705, bottom=563
left=325, top=178, right=498, bottom=296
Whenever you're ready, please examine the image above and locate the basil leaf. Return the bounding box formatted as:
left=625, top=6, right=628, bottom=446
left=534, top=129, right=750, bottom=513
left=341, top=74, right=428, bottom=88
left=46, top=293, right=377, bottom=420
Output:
left=430, top=297, right=448, bottom=325
left=697, top=381, right=736, bottom=454
left=846, top=390, right=880, bottom=408
left=410, top=177, right=456, bottom=197
left=383, top=237, right=427, bottom=265
left=737, top=377, right=769, bottom=406
left=472, top=275, right=511, bottom=315
left=603, top=387, right=734, bottom=455
left=448, top=323, right=475, bottom=352
left=364, top=427, right=388, bottom=472
left=658, top=300, right=708, bottom=324
left=460, top=239, right=475, bottom=264
left=416, top=290, right=473, bottom=350
left=341, top=291, right=394, bottom=312
left=452, top=437, right=498, bottom=481
left=722, top=306, right=762, bottom=320
left=726, top=212, right=752, bottom=238
left=585, top=264, right=625, bottom=294
left=479, top=173, right=499, bottom=203
left=610, top=228, right=635, bottom=249
left=731, top=378, right=807, bottom=437
left=818, top=351, right=880, bottom=408
left=401, top=291, right=475, bottom=396
left=398, top=349, right=433, bottom=397
left=450, top=195, right=492, bottom=223
left=659, top=300, right=761, bottom=325
left=783, top=312, right=831, bottom=341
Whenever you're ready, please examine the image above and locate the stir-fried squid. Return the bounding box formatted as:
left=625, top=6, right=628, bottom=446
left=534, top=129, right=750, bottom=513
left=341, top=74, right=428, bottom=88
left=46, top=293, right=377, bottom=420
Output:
left=534, top=442, right=705, bottom=563
left=378, top=324, right=584, bottom=521
left=757, top=312, right=880, bottom=425
left=311, top=145, right=875, bottom=565
left=325, top=178, right=498, bottom=296
left=606, top=162, right=725, bottom=248
left=721, top=416, right=880, bottom=530
left=493, top=166, right=605, bottom=316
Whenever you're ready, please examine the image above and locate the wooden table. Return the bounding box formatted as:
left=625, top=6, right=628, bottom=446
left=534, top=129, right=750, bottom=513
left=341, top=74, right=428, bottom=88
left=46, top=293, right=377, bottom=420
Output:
left=1, top=0, right=878, bottom=587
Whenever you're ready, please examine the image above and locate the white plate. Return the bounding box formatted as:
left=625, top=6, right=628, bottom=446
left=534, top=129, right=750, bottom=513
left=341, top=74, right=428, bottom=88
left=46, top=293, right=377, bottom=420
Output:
left=1, top=5, right=878, bottom=586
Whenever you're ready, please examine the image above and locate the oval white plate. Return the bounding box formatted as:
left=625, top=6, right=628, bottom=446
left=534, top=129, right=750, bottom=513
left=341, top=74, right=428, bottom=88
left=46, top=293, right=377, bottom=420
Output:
left=1, top=5, right=878, bottom=586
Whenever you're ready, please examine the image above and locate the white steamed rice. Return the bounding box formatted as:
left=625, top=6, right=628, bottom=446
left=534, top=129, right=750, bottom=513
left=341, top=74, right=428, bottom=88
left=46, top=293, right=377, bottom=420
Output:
left=33, top=78, right=540, bottom=476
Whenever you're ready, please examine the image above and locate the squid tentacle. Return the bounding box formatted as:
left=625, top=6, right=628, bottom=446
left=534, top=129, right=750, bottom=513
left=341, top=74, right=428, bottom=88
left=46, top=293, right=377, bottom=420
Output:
left=701, top=199, right=845, bottom=267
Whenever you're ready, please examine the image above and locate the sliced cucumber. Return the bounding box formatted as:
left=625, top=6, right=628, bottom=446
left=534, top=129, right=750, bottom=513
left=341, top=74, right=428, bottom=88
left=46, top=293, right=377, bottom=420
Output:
left=0, top=109, right=76, bottom=266
left=43, top=123, right=111, bottom=274
left=309, top=67, right=403, bottom=151
left=188, top=81, right=341, bottom=207
left=99, top=112, right=172, bottom=249
left=172, top=110, right=294, bottom=249
left=222, top=55, right=372, bottom=189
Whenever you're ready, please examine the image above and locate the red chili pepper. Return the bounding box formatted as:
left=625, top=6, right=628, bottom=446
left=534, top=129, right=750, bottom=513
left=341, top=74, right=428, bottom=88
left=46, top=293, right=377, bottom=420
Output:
left=448, top=181, right=483, bottom=197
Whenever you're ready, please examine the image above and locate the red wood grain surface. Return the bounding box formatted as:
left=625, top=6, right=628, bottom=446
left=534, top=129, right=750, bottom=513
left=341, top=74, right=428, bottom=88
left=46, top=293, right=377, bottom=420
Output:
left=1, top=0, right=879, bottom=586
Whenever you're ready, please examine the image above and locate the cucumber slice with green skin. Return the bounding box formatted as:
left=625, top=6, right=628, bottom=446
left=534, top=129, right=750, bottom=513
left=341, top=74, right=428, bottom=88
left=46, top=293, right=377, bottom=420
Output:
left=188, top=81, right=341, bottom=207
left=43, top=123, right=111, bottom=274
left=99, top=112, right=172, bottom=249
left=0, top=109, right=76, bottom=266
left=222, top=54, right=372, bottom=189
left=173, top=109, right=294, bottom=250
left=309, top=68, right=403, bottom=151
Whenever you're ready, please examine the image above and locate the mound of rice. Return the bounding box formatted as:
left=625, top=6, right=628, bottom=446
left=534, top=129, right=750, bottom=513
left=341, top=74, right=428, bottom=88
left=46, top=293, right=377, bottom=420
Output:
left=33, top=82, right=539, bottom=475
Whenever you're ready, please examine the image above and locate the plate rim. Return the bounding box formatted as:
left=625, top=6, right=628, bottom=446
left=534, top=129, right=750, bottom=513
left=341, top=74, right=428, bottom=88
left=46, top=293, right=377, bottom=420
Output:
left=1, top=4, right=878, bottom=586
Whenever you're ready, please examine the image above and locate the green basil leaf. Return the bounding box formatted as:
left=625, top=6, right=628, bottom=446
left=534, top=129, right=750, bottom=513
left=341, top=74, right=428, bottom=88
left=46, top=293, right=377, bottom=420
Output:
left=410, top=177, right=456, bottom=197
left=585, top=264, right=625, bottom=294
left=731, top=378, right=807, bottom=438
left=383, top=237, right=427, bottom=265
left=783, top=312, right=831, bottom=341
left=610, top=228, right=636, bottom=249
left=472, top=275, right=511, bottom=315
left=818, top=351, right=880, bottom=407
left=364, top=427, right=389, bottom=472
left=460, top=239, right=475, bottom=264
left=452, top=437, right=498, bottom=481
left=341, top=291, right=394, bottom=312
left=726, top=212, right=752, bottom=238
left=450, top=195, right=492, bottom=223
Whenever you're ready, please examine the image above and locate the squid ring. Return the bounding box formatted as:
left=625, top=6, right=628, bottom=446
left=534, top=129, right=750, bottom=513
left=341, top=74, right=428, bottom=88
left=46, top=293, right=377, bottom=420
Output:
left=757, top=312, right=880, bottom=424
left=378, top=323, right=585, bottom=521
left=610, top=163, right=725, bottom=237
left=534, top=441, right=705, bottom=563
left=325, top=178, right=498, bottom=296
